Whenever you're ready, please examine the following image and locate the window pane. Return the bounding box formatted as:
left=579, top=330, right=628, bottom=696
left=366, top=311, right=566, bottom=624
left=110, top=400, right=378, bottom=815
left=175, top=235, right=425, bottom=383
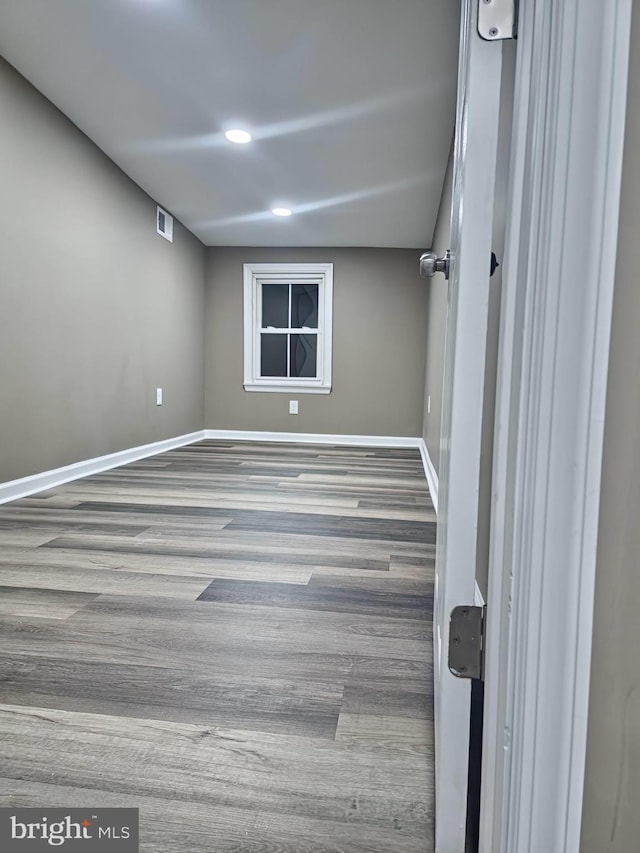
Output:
left=291, top=284, right=318, bottom=328
left=261, top=284, right=289, bottom=328
left=290, top=334, right=317, bottom=378
left=260, top=334, right=288, bottom=377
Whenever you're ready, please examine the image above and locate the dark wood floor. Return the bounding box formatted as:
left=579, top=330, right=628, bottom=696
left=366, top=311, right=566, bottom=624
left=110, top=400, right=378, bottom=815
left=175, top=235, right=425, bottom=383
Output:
left=0, top=440, right=436, bottom=852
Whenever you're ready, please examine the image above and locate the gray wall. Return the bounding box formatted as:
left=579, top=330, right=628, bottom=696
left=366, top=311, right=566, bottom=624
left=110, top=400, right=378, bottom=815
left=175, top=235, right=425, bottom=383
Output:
left=581, top=5, right=640, bottom=849
left=0, top=58, right=206, bottom=484
left=205, top=247, right=428, bottom=436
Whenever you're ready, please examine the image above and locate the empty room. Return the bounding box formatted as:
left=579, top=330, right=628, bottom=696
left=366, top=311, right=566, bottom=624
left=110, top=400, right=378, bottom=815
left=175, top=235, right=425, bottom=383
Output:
left=3, top=2, right=636, bottom=852
left=0, top=1, right=458, bottom=851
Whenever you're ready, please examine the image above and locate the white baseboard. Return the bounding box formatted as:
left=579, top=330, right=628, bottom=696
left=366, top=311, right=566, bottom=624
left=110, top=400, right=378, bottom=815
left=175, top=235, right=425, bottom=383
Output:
left=0, top=428, right=431, bottom=506
left=0, top=430, right=206, bottom=505
left=418, top=438, right=439, bottom=514
left=204, top=429, right=423, bottom=449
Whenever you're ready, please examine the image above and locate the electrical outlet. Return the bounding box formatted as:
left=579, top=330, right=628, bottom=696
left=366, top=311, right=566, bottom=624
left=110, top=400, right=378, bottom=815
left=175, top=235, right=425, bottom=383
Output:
left=289, top=400, right=298, bottom=415
left=156, top=388, right=163, bottom=406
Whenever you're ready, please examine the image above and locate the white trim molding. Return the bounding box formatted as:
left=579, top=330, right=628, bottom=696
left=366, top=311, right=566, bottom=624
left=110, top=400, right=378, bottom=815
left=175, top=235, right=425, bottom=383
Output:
left=480, top=1, right=633, bottom=851
left=418, top=438, right=439, bottom=514
left=204, top=429, right=421, bottom=449
left=0, top=430, right=430, bottom=506
left=0, top=431, right=205, bottom=505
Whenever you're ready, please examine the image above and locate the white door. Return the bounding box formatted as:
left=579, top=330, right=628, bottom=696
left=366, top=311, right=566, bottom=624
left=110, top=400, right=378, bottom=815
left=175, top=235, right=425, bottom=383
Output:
left=431, top=2, right=511, bottom=850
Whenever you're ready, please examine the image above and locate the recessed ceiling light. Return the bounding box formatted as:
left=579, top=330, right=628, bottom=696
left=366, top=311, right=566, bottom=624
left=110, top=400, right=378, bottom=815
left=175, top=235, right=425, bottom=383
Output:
left=272, top=207, right=292, bottom=217
left=224, top=129, right=252, bottom=144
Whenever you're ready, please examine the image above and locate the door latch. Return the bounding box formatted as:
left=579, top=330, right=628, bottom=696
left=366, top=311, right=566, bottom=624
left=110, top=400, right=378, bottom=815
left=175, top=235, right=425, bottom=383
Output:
left=448, top=605, right=486, bottom=680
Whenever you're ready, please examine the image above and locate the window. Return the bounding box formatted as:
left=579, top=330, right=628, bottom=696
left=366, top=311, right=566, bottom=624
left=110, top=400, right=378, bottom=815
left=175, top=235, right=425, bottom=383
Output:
left=243, top=263, right=333, bottom=394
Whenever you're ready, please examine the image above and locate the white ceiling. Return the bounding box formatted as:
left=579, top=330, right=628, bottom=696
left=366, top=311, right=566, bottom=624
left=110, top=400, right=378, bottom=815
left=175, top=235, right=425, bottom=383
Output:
left=0, top=0, right=460, bottom=247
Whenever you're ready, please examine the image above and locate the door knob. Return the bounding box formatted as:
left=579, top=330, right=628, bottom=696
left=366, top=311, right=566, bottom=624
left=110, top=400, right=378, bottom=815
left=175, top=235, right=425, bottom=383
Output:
left=420, top=250, right=500, bottom=281
left=420, top=250, right=450, bottom=280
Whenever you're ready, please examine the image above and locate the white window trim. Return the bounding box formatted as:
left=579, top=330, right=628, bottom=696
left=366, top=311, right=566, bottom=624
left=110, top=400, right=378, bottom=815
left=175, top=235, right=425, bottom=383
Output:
left=243, top=262, right=333, bottom=394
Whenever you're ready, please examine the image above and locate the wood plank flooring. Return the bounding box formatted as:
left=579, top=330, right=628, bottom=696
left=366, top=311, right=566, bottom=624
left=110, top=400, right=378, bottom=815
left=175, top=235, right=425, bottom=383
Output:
left=0, top=440, right=436, bottom=852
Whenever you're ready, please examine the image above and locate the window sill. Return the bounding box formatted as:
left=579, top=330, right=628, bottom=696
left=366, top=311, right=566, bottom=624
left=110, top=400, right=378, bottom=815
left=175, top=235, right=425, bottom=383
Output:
left=243, top=383, right=331, bottom=395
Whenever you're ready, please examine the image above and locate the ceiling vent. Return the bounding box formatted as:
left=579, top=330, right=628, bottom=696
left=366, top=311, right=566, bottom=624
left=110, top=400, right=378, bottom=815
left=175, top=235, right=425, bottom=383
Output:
left=157, top=206, right=174, bottom=242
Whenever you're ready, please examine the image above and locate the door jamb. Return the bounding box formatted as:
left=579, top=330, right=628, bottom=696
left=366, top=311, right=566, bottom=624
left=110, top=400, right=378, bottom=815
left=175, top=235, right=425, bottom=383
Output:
left=480, top=1, right=633, bottom=851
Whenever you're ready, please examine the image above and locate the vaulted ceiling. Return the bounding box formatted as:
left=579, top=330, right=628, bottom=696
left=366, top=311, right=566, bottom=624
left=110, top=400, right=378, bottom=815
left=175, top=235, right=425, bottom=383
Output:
left=0, top=0, right=459, bottom=247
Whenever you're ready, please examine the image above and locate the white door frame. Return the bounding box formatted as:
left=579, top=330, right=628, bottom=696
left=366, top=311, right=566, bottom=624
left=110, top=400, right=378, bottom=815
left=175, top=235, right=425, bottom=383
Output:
left=480, top=1, right=633, bottom=851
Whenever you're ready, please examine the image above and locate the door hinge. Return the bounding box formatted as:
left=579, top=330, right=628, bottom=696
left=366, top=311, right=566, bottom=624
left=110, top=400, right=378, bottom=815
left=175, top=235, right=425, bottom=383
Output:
left=448, top=605, right=486, bottom=681
left=478, top=0, right=516, bottom=41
